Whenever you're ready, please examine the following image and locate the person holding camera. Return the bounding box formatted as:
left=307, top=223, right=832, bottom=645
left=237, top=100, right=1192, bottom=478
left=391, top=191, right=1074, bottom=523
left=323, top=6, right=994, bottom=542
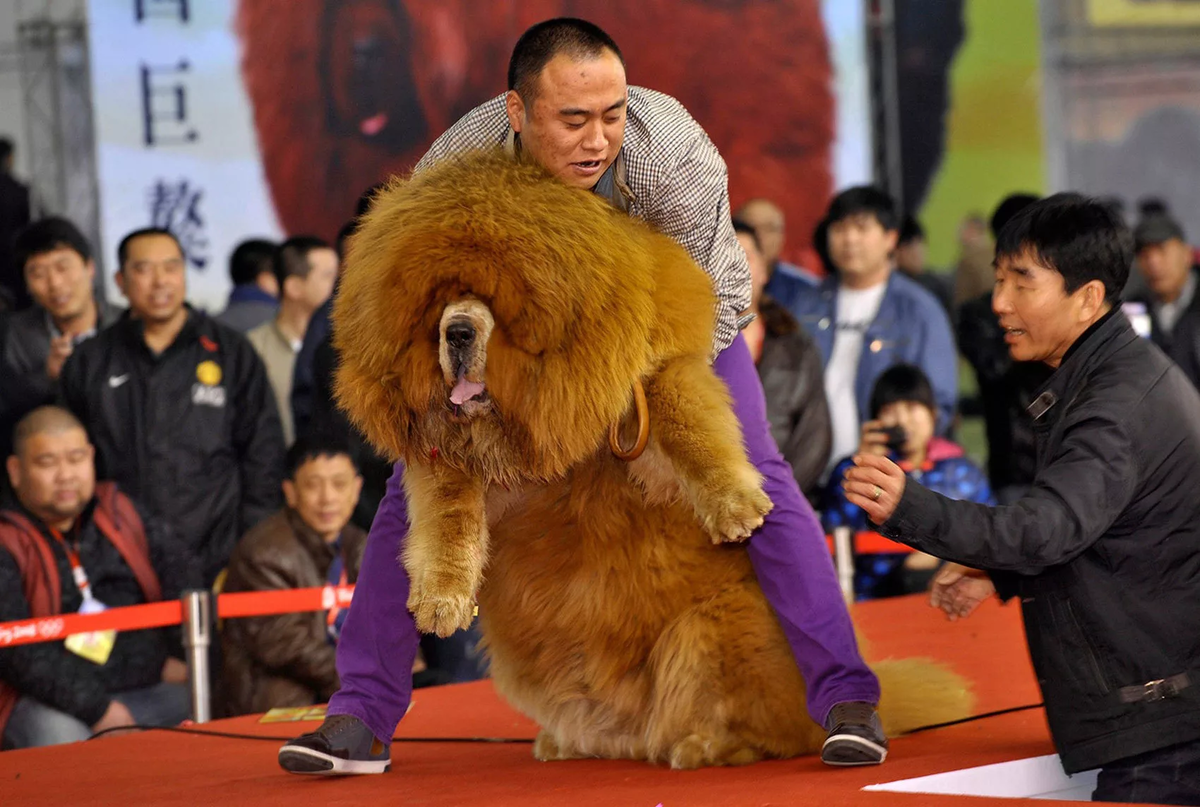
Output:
left=823, top=364, right=993, bottom=599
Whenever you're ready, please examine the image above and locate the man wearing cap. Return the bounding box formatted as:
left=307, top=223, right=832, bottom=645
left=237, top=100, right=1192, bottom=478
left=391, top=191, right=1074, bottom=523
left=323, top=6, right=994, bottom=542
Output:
left=1130, top=212, right=1200, bottom=388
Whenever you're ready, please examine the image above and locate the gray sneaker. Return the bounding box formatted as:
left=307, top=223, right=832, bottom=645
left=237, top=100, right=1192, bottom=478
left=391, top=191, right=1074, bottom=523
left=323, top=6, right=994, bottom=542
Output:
left=278, top=714, right=391, bottom=775
left=820, top=701, right=888, bottom=766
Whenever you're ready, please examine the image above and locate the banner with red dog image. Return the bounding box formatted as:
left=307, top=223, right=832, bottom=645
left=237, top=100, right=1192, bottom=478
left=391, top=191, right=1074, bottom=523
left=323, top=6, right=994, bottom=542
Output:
left=88, top=0, right=871, bottom=311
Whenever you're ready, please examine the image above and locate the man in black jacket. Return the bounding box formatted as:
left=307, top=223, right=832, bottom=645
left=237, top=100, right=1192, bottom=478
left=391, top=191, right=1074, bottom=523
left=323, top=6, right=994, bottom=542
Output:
left=845, top=195, right=1200, bottom=804
left=0, top=219, right=122, bottom=461
left=1129, top=211, right=1200, bottom=389
left=60, top=228, right=285, bottom=585
left=0, top=407, right=196, bottom=748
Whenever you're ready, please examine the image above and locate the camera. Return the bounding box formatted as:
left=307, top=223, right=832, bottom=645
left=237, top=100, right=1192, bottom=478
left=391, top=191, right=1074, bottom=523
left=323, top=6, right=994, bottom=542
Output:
left=876, top=424, right=908, bottom=454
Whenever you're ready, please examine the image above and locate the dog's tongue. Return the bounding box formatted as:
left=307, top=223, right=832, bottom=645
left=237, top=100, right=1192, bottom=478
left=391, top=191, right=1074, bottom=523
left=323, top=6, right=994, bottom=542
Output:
left=450, top=377, right=485, bottom=405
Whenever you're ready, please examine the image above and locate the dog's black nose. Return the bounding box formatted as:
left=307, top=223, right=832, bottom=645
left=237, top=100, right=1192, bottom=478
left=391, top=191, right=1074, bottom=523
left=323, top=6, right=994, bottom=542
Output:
left=446, top=321, right=475, bottom=349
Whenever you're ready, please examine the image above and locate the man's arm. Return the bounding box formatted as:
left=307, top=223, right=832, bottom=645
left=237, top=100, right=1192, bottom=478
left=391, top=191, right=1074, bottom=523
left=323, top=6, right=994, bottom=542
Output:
left=231, top=341, right=285, bottom=533
left=652, top=135, right=752, bottom=355
left=853, top=410, right=1137, bottom=573
left=0, top=551, right=114, bottom=727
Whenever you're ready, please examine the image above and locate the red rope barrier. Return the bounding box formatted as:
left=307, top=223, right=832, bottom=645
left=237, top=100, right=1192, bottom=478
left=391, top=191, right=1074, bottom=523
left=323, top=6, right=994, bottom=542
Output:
left=0, top=535, right=909, bottom=649
left=0, top=585, right=355, bottom=649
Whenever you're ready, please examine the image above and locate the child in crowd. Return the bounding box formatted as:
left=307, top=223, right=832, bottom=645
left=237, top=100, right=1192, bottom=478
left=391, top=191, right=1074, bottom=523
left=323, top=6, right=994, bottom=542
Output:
left=824, top=364, right=993, bottom=599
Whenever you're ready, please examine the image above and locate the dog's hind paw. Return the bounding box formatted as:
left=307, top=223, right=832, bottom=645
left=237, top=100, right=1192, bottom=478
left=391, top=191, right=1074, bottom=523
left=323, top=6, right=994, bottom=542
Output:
left=407, top=587, right=476, bottom=637
left=533, top=731, right=583, bottom=762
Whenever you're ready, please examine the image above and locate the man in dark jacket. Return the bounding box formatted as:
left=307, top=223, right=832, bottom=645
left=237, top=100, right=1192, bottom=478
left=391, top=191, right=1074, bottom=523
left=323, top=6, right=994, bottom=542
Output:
left=1129, top=211, right=1200, bottom=389
left=733, top=219, right=831, bottom=501
left=220, top=438, right=365, bottom=717
left=845, top=195, right=1200, bottom=805
left=0, top=219, right=123, bottom=461
left=0, top=407, right=195, bottom=748
left=60, top=228, right=285, bottom=585
left=215, top=238, right=278, bottom=333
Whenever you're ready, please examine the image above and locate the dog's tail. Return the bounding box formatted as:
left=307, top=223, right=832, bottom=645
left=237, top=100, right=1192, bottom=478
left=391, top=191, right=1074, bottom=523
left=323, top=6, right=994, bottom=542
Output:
left=873, top=658, right=975, bottom=737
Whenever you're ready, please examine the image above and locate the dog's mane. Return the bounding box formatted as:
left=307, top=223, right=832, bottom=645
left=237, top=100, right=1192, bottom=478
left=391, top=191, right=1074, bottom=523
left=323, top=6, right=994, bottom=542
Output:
left=333, top=148, right=716, bottom=481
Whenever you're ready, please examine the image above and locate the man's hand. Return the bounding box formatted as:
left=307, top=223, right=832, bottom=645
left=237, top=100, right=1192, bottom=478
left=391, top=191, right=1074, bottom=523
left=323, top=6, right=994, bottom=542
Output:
left=45, top=335, right=74, bottom=380
left=162, top=657, right=188, bottom=684
left=91, top=699, right=136, bottom=736
left=843, top=454, right=907, bottom=525
left=929, top=563, right=995, bottom=621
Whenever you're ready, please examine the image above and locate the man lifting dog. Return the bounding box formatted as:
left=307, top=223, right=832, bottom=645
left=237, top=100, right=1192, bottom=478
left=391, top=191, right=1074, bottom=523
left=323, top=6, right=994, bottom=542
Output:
left=280, top=17, right=886, bottom=774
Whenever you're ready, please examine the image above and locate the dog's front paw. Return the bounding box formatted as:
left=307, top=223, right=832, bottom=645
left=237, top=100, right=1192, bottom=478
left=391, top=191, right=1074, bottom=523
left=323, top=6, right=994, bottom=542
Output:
left=697, top=478, right=774, bottom=544
left=407, top=575, right=476, bottom=637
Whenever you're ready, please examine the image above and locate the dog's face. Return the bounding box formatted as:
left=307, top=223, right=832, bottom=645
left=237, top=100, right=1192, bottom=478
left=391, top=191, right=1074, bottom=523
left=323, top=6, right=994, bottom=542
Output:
left=439, top=298, right=495, bottom=420
left=332, top=149, right=715, bottom=482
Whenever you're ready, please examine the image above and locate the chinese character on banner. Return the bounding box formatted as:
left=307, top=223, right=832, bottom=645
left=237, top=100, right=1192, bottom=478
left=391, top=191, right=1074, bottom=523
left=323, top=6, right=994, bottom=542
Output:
left=149, top=179, right=209, bottom=270
left=140, top=61, right=199, bottom=147
left=134, top=0, right=190, bottom=23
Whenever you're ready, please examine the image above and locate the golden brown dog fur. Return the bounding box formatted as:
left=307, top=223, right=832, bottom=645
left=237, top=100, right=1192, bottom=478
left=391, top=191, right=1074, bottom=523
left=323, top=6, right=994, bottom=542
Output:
left=333, top=149, right=972, bottom=768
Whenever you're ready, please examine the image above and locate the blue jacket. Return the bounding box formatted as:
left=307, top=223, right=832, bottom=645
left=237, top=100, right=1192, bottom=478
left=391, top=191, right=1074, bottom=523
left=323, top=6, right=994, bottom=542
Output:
left=773, top=271, right=958, bottom=433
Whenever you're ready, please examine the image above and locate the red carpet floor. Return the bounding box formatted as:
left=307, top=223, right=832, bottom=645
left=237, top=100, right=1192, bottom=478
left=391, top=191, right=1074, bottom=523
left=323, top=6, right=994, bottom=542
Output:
left=0, top=594, right=1146, bottom=806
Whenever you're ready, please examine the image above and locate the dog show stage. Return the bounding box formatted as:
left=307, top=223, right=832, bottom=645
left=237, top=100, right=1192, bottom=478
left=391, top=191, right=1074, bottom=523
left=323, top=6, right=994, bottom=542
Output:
left=1, top=594, right=1130, bottom=807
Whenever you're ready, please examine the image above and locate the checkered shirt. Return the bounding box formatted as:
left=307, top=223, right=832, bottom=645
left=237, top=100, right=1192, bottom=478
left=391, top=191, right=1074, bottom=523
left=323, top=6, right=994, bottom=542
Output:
left=414, top=86, right=752, bottom=353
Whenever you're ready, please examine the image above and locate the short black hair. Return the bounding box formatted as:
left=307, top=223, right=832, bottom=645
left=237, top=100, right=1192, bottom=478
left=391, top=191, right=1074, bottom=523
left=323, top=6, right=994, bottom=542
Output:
left=0, top=137, right=12, bottom=166
left=870, top=364, right=936, bottom=420
left=995, top=193, right=1133, bottom=304
left=731, top=218, right=762, bottom=254
left=825, top=186, right=899, bottom=232
left=989, top=193, right=1039, bottom=239
left=507, top=18, right=624, bottom=103
left=898, top=215, right=925, bottom=246
left=117, top=227, right=183, bottom=269
left=14, top=217, right=92, bottom=272
left=274, top=236, right=331, bottom=288
left=228, top=239, right=276, bottom=286
left=285, top=436, right=357, bottom=480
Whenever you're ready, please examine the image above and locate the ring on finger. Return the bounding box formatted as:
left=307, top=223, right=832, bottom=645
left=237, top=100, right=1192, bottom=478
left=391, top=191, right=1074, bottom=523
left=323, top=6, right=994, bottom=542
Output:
left=872, top=485, right=883, bottom=502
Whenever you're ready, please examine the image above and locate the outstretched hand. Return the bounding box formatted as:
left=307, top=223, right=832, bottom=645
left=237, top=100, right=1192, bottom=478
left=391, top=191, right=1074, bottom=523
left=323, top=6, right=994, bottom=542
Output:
left=929, top=563, right=995, bottom=621
left=842, top=454, right=907, bottom=525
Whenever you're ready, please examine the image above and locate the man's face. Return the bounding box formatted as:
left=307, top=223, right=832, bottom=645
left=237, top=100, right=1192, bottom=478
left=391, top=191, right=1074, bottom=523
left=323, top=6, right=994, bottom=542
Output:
left=827, top=213, right=897, bottom=283
left=117, top=234, right=187, bottom=324
left=1136, top=238, right=1193, bottom=303
left=737, top=231, right=770, bottom=307
left=6, top=427, right=96, bottom=528
left=285, top=247, right=339, bottom=315
left=738, top=202, right=785, bottom=265
left=895, top=237, right=927, bottom=275
left=24, top=247, right=96, bottom=325
left=992, top=249, right=1103, bottom=367
left=282, top=453, right=362, bottom=540
left=505, top=51, right=627, bottom=190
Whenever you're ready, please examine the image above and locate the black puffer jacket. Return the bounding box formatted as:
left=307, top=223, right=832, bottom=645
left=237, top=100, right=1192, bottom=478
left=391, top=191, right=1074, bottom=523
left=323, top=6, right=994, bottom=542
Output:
left=59, top=309, right=285, bottom=583
left=883, top=311, right=1200, bottom=773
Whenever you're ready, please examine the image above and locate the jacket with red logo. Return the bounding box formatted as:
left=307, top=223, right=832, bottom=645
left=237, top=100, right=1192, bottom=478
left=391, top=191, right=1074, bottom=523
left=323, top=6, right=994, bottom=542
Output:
left=0, top=483, right=196, bottom=735
left=60, top=308, right=285, bottom=584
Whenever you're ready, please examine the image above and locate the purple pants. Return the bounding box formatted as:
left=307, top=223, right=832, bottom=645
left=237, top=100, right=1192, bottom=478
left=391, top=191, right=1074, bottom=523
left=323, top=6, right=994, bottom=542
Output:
left=328, top=334, right=879, bottom=742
